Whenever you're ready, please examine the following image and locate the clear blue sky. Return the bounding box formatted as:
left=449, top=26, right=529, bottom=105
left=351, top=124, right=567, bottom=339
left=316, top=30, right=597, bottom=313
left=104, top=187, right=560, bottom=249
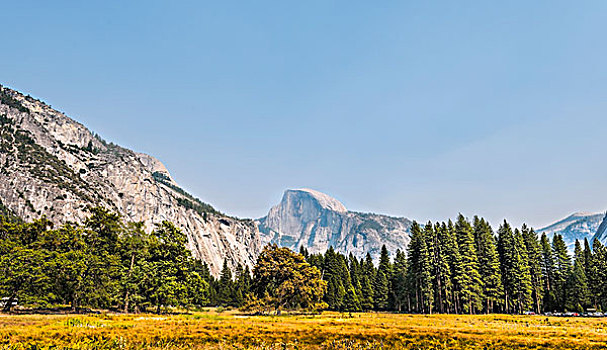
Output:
left=2, top=1, right=607, bottom=228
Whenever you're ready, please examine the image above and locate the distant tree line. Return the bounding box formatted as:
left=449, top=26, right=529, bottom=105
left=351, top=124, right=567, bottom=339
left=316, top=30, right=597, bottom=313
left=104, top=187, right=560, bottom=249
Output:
left=295, top=215, right=605, bottom=314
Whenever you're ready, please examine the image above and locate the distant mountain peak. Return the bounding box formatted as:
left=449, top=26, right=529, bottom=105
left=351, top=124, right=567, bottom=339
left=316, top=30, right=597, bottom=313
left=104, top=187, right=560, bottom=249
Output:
left=539, top=211, right=604, bottom=250
left=592, top=212, right=607, bottom=245
left=570, top=211, right=598, bottom=218
left=284, top=188, right=347, bottom=213
left=258, top=188, right=411, bottom=260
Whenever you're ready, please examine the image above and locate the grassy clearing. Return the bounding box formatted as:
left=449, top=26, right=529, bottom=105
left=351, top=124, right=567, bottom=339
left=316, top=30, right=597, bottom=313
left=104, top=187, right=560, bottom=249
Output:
left=1, top=311, right=607, bottom=349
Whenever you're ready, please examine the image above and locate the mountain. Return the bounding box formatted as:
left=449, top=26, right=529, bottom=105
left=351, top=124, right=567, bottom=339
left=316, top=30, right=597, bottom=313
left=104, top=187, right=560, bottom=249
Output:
left=257, top=189, right=412, bottom=260
left=591, top=212, right=607, bottom=245
left=538, top=212, right=604, bottom=249
left=0, top=84, right=261, bottom=275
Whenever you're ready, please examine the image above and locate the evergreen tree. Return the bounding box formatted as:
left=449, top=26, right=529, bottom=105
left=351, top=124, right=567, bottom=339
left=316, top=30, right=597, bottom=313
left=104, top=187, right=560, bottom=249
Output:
left=434, top=222, right=454, bottom=313
left=497, top=221, right=516, bottom=313
left=360, top=253, right=376, bottom=311
left=522, top=225, right=543, bottom=313
left=473, top=217, right=503, bottom=313
left=391, top=249, right=408, bottom=312
left=552, top=234, right=572, bottom=310
left=407, top=222, right=433, bottom=313
left=443, top=220, right=461, bottom=313
left=348, top=253, right=363, bottom=301
left=343, top=284, right=361, bottom=312
left=512, top=229, right=533, bottom=313
left=323, top=247, right=346, bottom=310
left=454, top=215, right=483, bottom=314
left=360, top=274, right=375, bottom=311
left=591, top=239, right=607, bottom=311
left=540, top=233, right=557, bottom=312
left=583, top=238, right=596, bottom=307
left=373, top=270, right=389, bottom=310
left=217, top=260, right=235, bottom=306
left=565, top=240, right=589, bottom=312
left=377, top=244, right=393, bottom=309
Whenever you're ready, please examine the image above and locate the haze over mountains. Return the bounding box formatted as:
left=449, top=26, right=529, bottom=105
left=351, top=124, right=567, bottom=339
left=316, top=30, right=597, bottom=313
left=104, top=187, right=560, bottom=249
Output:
left=1, top=83, right=607, bottom=274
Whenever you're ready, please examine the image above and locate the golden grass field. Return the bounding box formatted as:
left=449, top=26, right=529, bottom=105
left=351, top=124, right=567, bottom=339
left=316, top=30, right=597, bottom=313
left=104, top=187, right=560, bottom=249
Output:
left=2, top=310, right=607, bottom=349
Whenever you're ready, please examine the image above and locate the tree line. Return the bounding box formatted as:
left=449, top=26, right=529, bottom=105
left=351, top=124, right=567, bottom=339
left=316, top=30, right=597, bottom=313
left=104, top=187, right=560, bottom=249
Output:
left=0, top=208, right=325, bottom=313
left=3, top=209, right=606, bottom=314
left=0, top=208, right=212, bottom=313
left=295, top=215, right=606, bottom=314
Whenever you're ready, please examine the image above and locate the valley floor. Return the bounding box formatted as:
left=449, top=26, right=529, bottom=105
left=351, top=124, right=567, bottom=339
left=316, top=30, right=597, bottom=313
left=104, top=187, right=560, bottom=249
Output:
left=1, top=310, right=607, bottom=349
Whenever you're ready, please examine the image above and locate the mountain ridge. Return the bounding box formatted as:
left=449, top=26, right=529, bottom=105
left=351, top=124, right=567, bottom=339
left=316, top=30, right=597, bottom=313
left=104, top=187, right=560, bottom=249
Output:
left=538, top=211, right=605, bottom=249
left=0, top=84, right=261, bottom=275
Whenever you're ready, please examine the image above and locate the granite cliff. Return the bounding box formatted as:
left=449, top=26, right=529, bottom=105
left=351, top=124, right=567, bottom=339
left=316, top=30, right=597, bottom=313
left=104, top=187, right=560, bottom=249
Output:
left=0, top=84, right=261, bottom=275
left=257, top=189, right=412, bottom=260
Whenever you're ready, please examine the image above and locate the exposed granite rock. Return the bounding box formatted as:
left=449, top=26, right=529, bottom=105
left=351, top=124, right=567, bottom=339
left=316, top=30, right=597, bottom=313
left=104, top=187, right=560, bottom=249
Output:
left=538, top=212, right=604, bottom=250
left=0, top=84, right=261, bottom=275
left=257, top=189, right=411, bottom=260
left=591, top=212, right=607, bottom=247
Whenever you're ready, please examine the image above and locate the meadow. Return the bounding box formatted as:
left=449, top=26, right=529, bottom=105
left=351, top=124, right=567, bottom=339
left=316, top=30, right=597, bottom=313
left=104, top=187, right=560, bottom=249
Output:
left=2, top=310, right=607, bottom=349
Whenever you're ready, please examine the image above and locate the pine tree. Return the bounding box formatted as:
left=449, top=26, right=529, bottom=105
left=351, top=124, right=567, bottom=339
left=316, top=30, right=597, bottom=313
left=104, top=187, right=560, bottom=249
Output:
left=360, top=253, right=376, bottom=310
left=512, top=229, right=533, bottom=313
left=360, top=274, right=375, bottom=311
left=454, top=215, right=483, bottom=314
left=348, top=253, right=363, bottom=300
left=373, top=270, right=389, bottom=310
left=497, top=220, right=516, bottom=313
left=591, top=239, right=607, bottom=311
left=378, top=245, right=393, bottom=280
left=435, top=222, right=454, bottom=313
left=583, top=238, right=595, bottom=306
left=540, top=233, right=557, bottom=312
left=322, top=247, right=345, bottom=310
left=375, top=245, right=392, bottom=310
left=391, top=249, right=408, bottom=312
left=552, top=234, right=572, bottom=311
left=343, top=284, right=361, bottom=312
left=565, top=240, right=589, bottom=312
left=522, top=225, right=543, bottom=313
left=217, top=260, right=235, bottom=306
left=407, top=222, right=433, bottom=313
left=473, top=217, right=503, bottom=313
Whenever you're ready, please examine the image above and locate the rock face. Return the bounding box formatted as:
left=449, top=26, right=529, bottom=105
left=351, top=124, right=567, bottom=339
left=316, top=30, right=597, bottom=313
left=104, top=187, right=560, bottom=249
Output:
left=0, top=84, right=261, bottom=275
left=591, top=213, right=607, bottom=246
left=257, top=189, right=412, bottom=259
left=538, top=212, right=604, bottom=249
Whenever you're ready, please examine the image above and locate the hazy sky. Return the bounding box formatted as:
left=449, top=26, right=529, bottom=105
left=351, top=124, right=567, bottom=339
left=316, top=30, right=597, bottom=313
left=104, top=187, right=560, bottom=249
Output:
left=2, top=1, right=607, bottom=228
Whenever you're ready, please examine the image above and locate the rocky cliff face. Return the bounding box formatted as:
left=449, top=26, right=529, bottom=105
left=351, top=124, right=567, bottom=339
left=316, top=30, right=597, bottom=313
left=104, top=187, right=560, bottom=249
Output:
left=257, top=189, right=412, bottom=259
left=538, top=212, right=604, bottom=249
left=591, top=213, right=607, bottom=246
left=0, top=84, right=261, bottom=275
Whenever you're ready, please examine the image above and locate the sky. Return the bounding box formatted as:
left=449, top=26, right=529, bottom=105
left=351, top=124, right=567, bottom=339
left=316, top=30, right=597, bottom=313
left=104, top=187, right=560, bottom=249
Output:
left=2, top=1, right=607, bottom=228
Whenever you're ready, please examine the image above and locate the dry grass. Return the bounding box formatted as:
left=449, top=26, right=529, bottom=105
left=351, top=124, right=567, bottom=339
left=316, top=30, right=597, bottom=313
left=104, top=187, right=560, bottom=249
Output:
left=1, top=311, right=607, bottom=349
